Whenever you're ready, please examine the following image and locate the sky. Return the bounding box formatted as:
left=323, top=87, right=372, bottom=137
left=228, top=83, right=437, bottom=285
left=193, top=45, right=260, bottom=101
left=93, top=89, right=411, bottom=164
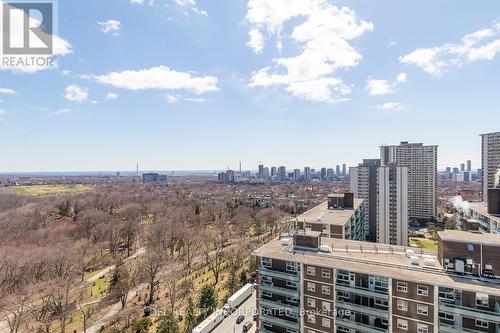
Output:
left=0, top=0, right=499, bottom=172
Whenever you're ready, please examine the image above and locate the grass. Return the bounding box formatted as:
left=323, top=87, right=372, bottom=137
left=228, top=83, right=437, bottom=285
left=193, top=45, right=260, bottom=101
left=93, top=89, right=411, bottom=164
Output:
left=409, top=237, right=438, bottom=251
left=89, top=276, right=111, bottom=301
left=12, top=184, right=93, bottom=196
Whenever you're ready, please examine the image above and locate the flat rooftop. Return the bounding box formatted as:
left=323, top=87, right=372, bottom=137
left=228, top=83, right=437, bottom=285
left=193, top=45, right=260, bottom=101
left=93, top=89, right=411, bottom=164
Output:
left=438, top=230, right=500, bottom=246
left=295, top=198, right=363, bottom=226
left=254, top=236, right=500, bottom=295
left=469, top=202, right=500, bottom=224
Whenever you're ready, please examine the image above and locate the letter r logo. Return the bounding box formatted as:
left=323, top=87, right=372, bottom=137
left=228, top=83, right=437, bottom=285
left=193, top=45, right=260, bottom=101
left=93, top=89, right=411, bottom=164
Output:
left=2, top=2, right=53, bottom=55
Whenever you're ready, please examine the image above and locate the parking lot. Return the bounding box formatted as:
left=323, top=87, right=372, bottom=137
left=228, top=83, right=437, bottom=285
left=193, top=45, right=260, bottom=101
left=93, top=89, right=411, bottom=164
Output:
left=212, top=291, right=257, bottom=333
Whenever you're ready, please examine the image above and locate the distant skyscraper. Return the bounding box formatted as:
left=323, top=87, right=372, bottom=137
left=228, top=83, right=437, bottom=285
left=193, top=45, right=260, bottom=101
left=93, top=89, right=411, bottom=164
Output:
left=342, top=163, right=347, bottom=176
left=445, top=167, right=451, bottom=173
left=380, top=142, right=437, bottom=221
left=304, top=167, right=311, bottom=181
left=327, top=168, right=334, bottom=181
left=336, top=165, right=341, bottom=176
left=377, top=164, right=409, bottom=246
left=278, top=166, right=286, bottom=181
left=270, top=166, right=277, bottom=177
left=258, top=164, right=264, bottom=179
left=481, top=132, right=500, bottom=202
left=320, top=167, right=327, bottom=181
left=466, top=160, right=472, bottom=172
left=263, top=167, right=270, bottom=180
left=460, top=163, right=465, bottom=172
left=293, top=169, right=301, bottom=182
left=350, top=159, right=381, bottom=242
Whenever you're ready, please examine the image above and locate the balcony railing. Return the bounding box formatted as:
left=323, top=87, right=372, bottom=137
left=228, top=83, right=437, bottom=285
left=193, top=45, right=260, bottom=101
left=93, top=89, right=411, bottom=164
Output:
left=439, top=302, right=500, bottom=324
left=260, top=314, right=299, bottom=331
left=259, top=283, right=299, bottom=298
left=336, top=284, right=389, bottom=300
left=259, top=298, right=299, bottom=314
left=336, top=317, right=388, bottom=333
left=336, top=300, right=389, bottom=319
left=259, top=267, right=300, bottom=281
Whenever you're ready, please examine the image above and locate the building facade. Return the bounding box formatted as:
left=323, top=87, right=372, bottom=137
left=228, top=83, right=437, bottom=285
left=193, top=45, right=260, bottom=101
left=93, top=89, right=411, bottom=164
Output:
left=294, top=193, right=365, bottom=241
left=254, top=231, right=500, bottom=333
left=377, top=164, right=409, bottom=246
left=481, top=132, right=500, bottom=203
left=380, top=142, right=437, bottom=221
left=350, top=159, right=381, bottom=242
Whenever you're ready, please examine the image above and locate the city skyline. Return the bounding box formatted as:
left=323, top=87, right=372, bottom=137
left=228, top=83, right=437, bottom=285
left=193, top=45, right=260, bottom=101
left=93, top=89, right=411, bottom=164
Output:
left=1, top=1, right=500, bottom=172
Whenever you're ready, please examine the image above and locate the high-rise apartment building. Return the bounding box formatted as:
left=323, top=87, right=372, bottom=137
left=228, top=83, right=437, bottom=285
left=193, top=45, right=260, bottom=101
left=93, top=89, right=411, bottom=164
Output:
left=342, top=164, right=347, bottom=176
left=258, top=164, right=265, bottom=179
left=304, top=167, right=311, bottom=181
left=254, top=230, right=500, bottom=333
left=481, top=132, right=500, bottom=203
left=380, top=142, right=437, bottom=221
left=294, top=193, right=365, bottom=241
left=320, top=168, right=327, bottom=181
left=377, top=164, right=409, bottom=246
left=466, top=160, right=472, bottom=172
left=349, top=159, right=381, bottom=242
left=271, top=166, right=277, bottom=177
left=278, top=166, right=287, bottom=181
left=293, top=169, right=301, bottom=182
left=336, top=165, right=341, bottom=176
left=460, top=163, right=466, bottom=172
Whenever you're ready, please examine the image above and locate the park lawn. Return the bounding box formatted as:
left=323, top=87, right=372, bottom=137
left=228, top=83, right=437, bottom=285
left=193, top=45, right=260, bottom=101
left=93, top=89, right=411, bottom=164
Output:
left=89, top=276, right=111, bottom=301
left=409, top=237, right=438, bottom=251
left=12, top=184, right=93, bottom=196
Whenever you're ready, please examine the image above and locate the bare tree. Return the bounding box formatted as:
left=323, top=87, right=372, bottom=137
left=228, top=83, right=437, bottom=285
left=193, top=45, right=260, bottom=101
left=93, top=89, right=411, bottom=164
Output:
left=140, top=248, right=166, bottom=305
left=111, top=260, right=138, bottom=309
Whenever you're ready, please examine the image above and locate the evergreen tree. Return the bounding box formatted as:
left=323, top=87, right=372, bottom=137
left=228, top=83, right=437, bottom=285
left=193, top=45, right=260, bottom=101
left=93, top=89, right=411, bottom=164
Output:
left=156, top=312, right=179, bottom=333
left=198, top=284, right=217, bottom=318
left=184, top=297, right=197, bottom=333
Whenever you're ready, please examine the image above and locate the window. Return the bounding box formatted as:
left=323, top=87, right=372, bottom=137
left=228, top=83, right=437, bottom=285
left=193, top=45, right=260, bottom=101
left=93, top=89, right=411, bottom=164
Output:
left=338, top=291, right=350, bottom=300
left=307, top=266, right=316, bottom=276
left=322, top=318, right=331, bottom=328
left=262, top=276, right=272, bottom=284
left=322, top=285, right=330, bottom=295
left=417, top=323, right=428, bottom=333
left=476, top=320, right=489, bottom=328
left=261, top=258, right=272, bottom=268
left=322, top=301, right=331, bottom=312
left=286, top=281, right=297, bottom=288
left=374, top=299, right=388, bottom=308
left=337, top=328, right=350, bottom=333
left=286, top=261, right=298, bottom=273
left=417, top=304, right=429, bottom=316
left=397, top=300, right=408, bottom=311
left=307, top=297, right=315, bottom=307
left=417, top=285, right=429, bottom=297
left=374, top=276, right=388, bottom=291
left=476, top=293, right=489, bottom=307
left=397, top=319, right=408, bottom=330
left=467, top=243, right=474, bottom=252
left=307, top=330, right=316, bottom=333
left=337, top=270, right=350, bottom=284
left=439, top=312, right=455, bottom=321
left=307, top=314, right=316, bottom=324
left=263, top=291, right=272, bottom=298
left=286, top=297, right=298, bottom=304
left=397, top=281, right=408, bottom=293
left=286, top=330, right=298, bottom=333
left=307, top=282, right=315, bottom=292
left=322, top=269, right=330, bottom=279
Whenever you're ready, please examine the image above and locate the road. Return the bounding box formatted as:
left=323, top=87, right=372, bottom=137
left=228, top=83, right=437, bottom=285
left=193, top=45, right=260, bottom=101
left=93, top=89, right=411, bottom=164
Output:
left=212, top=291, right=257, bottom=333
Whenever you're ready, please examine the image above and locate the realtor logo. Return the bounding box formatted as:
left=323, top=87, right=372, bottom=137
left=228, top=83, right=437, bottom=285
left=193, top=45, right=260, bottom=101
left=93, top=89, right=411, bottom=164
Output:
left=2, top=1, right=53, bottom=55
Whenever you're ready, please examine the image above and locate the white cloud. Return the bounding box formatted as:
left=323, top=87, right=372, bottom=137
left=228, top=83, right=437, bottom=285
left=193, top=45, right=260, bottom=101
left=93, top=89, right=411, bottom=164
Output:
left=0, top=88, right=17, bottom=95
left=130, top=0, right=144, bottom=4
left=400, top=23, right=500, bottom=76
left=166, top=94, right=207, bottom=103
left=64, top=84, right=89, bottom=102
left=388, top=41, right=397, bottom=48
left=248, top=29, right=265, bottom=54
left=372, top=102, right=405, bottom=111
left=93, top=65, right=218, bottom=94
left=396, top=72, right=407, bottom=83
left=172, top=0, right=207, bottom=16
left=51, top=108, right=73, bottom=116
left=98, top=20, right=121, bottom=36
left=106, top=92, right=119, bottom=100
left=246, top=0, right=373, bottom=103
left=0, top=4, right=72, bottom=73
left=366, top=79, right=393, bottom=96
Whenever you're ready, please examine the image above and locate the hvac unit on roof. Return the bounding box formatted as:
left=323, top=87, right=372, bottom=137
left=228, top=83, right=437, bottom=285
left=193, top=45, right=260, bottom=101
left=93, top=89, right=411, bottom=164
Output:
left=455, top=259, right=465, bottom=273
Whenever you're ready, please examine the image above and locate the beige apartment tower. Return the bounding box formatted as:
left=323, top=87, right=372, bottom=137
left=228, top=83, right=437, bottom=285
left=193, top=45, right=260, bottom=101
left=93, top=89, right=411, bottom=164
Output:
left=481, top=132, right=500, bottom=203
left=380, top=142, right=437, bottom=221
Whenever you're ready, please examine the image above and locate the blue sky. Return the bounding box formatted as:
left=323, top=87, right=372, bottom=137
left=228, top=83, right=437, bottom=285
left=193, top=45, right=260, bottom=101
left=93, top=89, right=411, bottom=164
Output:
left=0, top=0, right=499, bottom=172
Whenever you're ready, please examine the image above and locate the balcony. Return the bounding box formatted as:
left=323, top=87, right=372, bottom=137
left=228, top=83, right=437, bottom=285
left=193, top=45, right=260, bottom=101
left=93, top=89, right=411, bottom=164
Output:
left=259, top=283, right=299, bottom=298
left=259, top=267, right=300, bottom=281
left=336, top=284, right=389, bottom=300
left=336, top=300, right=389, bottom=319
left=260, top=314, right=299, bottom=331
left=439, top=302, right=500, bottom=324
left=439, top=322, right=491, bottom=333
left=336, top=317, right=388, bottom=333
left=259, top=299, right=299, bottom=314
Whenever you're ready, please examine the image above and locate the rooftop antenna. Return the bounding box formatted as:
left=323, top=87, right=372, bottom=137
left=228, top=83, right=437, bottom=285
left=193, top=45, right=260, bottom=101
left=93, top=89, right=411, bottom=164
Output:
left=239, top=161, right=242, bottom=173
left=136, top=163, right=139, bottom=175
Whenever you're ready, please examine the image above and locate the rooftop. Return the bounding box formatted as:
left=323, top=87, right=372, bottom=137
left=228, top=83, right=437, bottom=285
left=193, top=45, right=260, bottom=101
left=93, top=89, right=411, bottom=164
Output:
left=254, top=235, right=500, bottom=295
left=295, top=197, right=363, bottom=226
left=438, top=230, right=500, bottom=246
left=469, top=202, right=500, bottom=223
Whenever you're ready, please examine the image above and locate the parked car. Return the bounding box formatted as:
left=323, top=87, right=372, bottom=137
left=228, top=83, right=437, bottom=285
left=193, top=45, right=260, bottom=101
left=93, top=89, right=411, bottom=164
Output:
left=243, top=321, right=253, bottom=331
left=236, top=315, right=245, bottom=324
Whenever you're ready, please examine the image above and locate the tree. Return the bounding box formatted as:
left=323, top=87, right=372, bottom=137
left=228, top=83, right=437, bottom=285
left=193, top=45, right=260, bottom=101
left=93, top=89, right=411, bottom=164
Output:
left=77, top=289, right=95, bottom=333
left=183, top=297, right=197, bottom=333
left=133, top=317, right=152, bottom=333
left=140, top=249, right=166, bottom=305
left=198, top=284, right=217, bottom=319
left=165, top=272, right=193, bottom=313
left=156, top=311, right=180, bottom=333
left=112, top=261, right=138, bottom=309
